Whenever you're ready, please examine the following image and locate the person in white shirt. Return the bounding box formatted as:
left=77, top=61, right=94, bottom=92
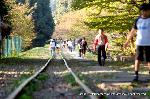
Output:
left=124, top=3, right=150, bottom=81
left=67, top=39, right=73, bottom=52
left=49, top=39, right=56, bottom=57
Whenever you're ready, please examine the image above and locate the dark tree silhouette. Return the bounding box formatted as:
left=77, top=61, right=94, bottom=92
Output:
left=30, top=0, right=55, bottom=47
left=0, top=0, right=9, bottom=19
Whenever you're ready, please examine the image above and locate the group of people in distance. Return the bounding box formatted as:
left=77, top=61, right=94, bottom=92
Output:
left=49, top=3, right=150, bottom=82
left=49, top=38, right=76, bottom=57
left=49, top=37, right=88, bottom=58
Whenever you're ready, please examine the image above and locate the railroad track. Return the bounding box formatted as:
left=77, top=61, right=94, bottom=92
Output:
left=6, top=52, right=98, bottom=99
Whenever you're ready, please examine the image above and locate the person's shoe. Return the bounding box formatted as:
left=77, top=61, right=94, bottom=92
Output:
left=133, top=76, right=138, bottom=82
left=99, top=63, right=102, bottom=66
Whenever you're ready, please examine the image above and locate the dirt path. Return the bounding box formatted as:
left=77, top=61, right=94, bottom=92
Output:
left=67, top=50, right=150, bottom=81
left=64, top=50, right=150, bottom=99
left=32, top=56, right=87, bottom=99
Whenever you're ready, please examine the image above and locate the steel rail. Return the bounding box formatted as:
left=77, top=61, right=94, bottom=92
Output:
left=6, top=58, right=52, bottom=99
left=60, top=53, right=98, bottom=99
left=7, top=51, right=98, bottom=99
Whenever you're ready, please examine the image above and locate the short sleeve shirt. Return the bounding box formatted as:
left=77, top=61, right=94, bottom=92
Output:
left=50, top=41, right=56, bottom=48
left=80, top=40, right=87, bottom=49
left=94, top=34, right=108, bottom=45
left=133, top=17, right=150, bottom=46
left=67, top=41, right=73, bottom=47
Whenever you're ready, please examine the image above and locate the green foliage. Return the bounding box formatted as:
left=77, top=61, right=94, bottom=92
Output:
left=71, top=0, right=146, bottom=55
left=85, top=52, right=97, bottom=61
left=72, top=0, right=143, bottom=31
left=111, top=32, right=136, bottom=55
left=37, top=73, right=49, bottom=81
left=72, top=0, right=144, bottom=11
left=71, top=0, right=90, bottom=10
left=19, top=45, right=50, bottom=58
left=13, top=74, right=30, bottom=88
left=0, top=58, right=31, bottom=65
left=18, top=72, right=49, bottom=98
left=5, top=0, right=35, bottom=49
left=64, top=73, right=86, bottom=86
left=30, top=0, right=55, bottom=47
left=2, top=0, right=55, bottom=49
left=25, top=80, right=41, bottom=94
left=0, top=0, right=10, bottom=19
left=64, top=74, right=77, bottom=86
left=18, top=94, right=32, bottom=99
left=146, top=91, right=150, bottom=97
left=85, top=15, right=137, bottom=32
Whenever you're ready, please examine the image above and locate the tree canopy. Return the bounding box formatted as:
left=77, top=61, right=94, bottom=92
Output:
left=1, top=0, right=55, bottom=49
left=0, top=0, right=9, bottom=19
left=71, top=0, right=149, bottom=32
left=70, top=0, right=149, bottom=55
left=4, top=0, right=35, bottom=49
left=30, top=0, right=55, bottom=47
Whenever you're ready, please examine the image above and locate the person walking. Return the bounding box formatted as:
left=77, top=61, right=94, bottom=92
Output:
left=80, top=37, right=88, bottom=58
left=49, top=39, right=56, bottom=57
left=124, top=3, right=150, bottom=81
left=93, top=29, right=109, bottom=66
left=72, top=39, right=76, bottom=51
left=62, top=40, right=66, bottom=48
left=56, top=39, right=61, bottom=54
left=67, top=39, right=73, bottom=52
left=78, top=38, right=82, bottom=57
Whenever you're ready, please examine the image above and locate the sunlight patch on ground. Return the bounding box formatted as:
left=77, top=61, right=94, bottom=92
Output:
left=81, top=70, right=122, bottom=75
left=0, top=71, right=32, bottom=75
left=120, top=65, right=134, bottom=69
left=53, top=70, right=70, bottom=75
left=127, top=71, right=148, bottom=75
left=0, top=77, right=6, bottom=80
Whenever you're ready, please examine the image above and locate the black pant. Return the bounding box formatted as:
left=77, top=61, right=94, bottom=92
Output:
left=98, top=45, right=106, bottom=65
left=79, top=49, right=82, bottom=57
